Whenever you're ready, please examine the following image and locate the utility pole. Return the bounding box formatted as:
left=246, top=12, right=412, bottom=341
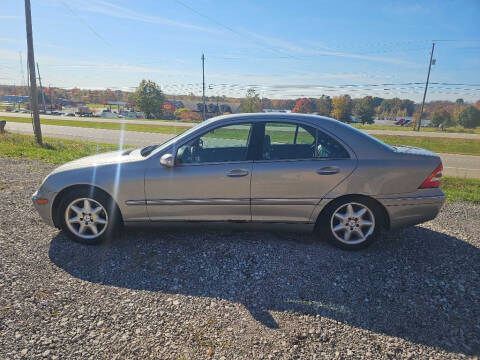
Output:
left=24, top=0, right=42, bottom=144
left=49, top=84, right=55, bottom=111
left=19, top=52, right=26, bottom=91
left=201, top=53, right=206, bottom=121
left=37, top=63, right=46, bottom=113
left=416, top=42, right=435, bottom=131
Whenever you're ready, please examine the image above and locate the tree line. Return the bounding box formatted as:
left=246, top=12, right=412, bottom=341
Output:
left=2, top=81, right=479, bottom=128
left=238, top=88, right=480, bottom=128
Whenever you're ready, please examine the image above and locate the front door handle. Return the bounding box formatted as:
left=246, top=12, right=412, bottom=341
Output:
left=317, top=166, right=340, bottom=175
left=226, top=169, right=249, bottom=177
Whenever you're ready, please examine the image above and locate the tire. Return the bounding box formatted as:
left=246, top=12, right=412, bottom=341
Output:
left=317, top=196, right=383, bottom=250
left=57, top=188, right=121, bottom=245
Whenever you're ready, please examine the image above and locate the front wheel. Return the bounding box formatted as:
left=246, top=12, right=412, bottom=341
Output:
left=58, top=189, right=120, bottom=245
left=319, top=197, right=383, bottom=250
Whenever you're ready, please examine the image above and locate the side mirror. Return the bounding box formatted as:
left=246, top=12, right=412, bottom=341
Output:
left=160, top=153, right=175, bottom=168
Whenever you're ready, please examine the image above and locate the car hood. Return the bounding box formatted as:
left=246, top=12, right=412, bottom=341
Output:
left=51, top=149, right=143, bottom=174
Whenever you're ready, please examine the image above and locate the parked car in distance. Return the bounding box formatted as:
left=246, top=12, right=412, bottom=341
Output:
left=394, top=118, right=406, bottom=125
left=65, top=113, right=76, bottom=117
left=32, top=113, right=445, bottom=250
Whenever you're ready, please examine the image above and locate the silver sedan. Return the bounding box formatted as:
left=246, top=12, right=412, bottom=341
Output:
left=32, top=113, right=445, bottom=250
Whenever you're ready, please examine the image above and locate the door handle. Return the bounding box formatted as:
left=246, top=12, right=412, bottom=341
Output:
left=317, top=166, right=340, bottom=175
left=226, top=169, right=249, bottom=177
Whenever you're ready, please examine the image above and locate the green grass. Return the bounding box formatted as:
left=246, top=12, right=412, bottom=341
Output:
left=375, top=135, right=480, bottom=156
left=1, top=116, right=187, bottom=135
left=353, top=123, right=480, bottom=134
left=0, top=132, right=123, bottom=164
left=442, top=176, right=480, bottom=204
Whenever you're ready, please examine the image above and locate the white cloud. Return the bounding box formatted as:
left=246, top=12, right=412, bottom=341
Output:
left=78, top=0, right=218, bottom=34
left=242, top=31, right=418, bottom=66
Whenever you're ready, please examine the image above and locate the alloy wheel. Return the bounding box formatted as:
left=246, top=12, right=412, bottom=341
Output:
left=64, top=198, right=108, bottom=240
left=330, top=202, right=375, bottom=245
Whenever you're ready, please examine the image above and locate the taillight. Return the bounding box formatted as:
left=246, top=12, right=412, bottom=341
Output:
left=419, top=163, right=443, bottom=189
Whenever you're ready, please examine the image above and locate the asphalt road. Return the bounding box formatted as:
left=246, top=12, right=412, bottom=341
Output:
left=4, top=121, right=480, bottom=179
left=2, top=112, right=480, bottom=140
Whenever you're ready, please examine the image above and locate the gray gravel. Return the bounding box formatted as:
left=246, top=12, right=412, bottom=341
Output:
left=0, top=157, right=479, bottom=359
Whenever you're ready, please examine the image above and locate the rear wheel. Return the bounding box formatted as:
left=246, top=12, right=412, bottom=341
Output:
left=58, top=189, right=120, bottom=245
left=318, top=197, right=383, bottom=250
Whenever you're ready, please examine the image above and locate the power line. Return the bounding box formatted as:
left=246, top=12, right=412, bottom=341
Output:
left=58, top=0, right=111, bottom=47
left=173, top=0, right=298, bottom=59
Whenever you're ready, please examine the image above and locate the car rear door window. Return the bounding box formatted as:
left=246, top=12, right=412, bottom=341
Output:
left=262, top=122, right=349, bottom=160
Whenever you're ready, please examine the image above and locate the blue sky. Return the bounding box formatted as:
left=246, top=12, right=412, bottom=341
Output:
left=1, top=0, right=479, bottom=101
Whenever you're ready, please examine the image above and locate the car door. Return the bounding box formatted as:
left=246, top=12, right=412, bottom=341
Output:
left=144, top=123, right=254, bottom=221
left=251, top=121, right=357, bottom=222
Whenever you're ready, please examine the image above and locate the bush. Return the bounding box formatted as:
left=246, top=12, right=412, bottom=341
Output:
left=174, top=107, right=190, bottom=117
left=178, top=111, right=202, bottom=122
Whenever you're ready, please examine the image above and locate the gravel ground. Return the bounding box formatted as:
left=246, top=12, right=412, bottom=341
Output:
left=0, top=157, right=479, bottom=359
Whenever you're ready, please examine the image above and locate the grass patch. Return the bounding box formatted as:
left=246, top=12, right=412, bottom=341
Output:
left=353, top=123, right=480, bottom=134
left=442, top=177, right=480, bottom=204
left=0, top=132, right=123, bottom=164
left=1, top=116, right=187, bottom=135
left=375, top=135, right=480, bottom=156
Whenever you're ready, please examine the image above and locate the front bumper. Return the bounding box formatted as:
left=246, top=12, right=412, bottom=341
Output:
left=32, top=190, right=56, bottom=227
left=379, top=194, right=446, bottom=229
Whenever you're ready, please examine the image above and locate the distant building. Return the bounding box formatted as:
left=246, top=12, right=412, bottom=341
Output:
left=1, top=95, right=29, bottom=103
left=262, top=109, right=291, bottom=113
left=166, top=99, right=240, bottom=114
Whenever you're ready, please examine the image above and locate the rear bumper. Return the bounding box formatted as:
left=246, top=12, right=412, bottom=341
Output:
left=378, top=193, right=445, bottom=230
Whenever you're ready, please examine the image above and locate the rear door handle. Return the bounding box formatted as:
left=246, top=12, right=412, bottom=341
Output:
left=226, top=169, right=249, bottom=177
left=317, top=166, right=340, bottom=175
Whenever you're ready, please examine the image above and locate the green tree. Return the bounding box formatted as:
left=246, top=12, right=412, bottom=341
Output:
left=458, top=106, right=480, bottom=129
left=332, top=95, right=353, bottom=122
left=354, top=96, right=375, bottom=124
left=315, top=95, right=333, bottom=116
left=134, top=79, right=165, bottom=118
left=431, top=107, right=454, bottom=130
left=239, top=88, right=261, bottom=113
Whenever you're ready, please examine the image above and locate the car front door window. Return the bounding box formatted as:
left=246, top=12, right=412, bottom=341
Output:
left=176, top=123, right=252, bottom=164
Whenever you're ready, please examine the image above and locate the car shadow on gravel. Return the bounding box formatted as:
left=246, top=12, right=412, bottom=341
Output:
left=48, top=226, right=480, bottom=356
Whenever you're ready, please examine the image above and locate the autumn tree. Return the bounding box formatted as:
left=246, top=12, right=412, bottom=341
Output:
left=474, top=100, right=480, bottom=111
left=292, top=98, right=314, bottom=113
left=315, top=95, right=333, bottom=116
left=134, top=79, right=165, bottom=119
left=239, top=88, right=261, bottom=113
left=332, top=95, right=353, bottom=122
left=451, top=98, right=467, bottom=123
left=458, top=106, right=480, bottom=129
